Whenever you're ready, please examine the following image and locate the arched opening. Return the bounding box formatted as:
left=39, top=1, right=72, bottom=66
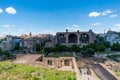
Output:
left=57, top=34, right=66, bottom=43
left=80, top=34, right=89, bottom=43
left=64, top=60, right=70, bottom=66
left=68, top=34, right=77, bottom=43
left=47, top=60, right=52, bottom=65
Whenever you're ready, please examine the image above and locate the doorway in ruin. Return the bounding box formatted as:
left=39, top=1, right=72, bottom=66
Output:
left=47, top=60, right=52, bottom=65
left=64, top=60, right=70, bottom=66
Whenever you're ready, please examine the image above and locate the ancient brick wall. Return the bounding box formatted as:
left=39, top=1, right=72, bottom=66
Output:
left=42, top=57, right=74, bottom=69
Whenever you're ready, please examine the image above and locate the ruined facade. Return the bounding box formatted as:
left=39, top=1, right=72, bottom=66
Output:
left=56, top=29, right=96, bottom=46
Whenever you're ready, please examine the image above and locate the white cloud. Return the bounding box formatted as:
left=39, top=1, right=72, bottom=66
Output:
left=43, top=30, right=55, bottom=34
left=66, top=25, right=81, bottom=31
left=18, top=29, right=24, bottom=32
left=102, top=9, right=113, bottom=16
left=91, top=23, right=101, bottom=26
left=109, top=14, right=118, bottom=18
left=0, top=8, right=3, bottom=14
left=89, top=9, right=116, bottom=17
left=111, top=24, right=120, bottom=31
left=0, top=25, right=26, bottom=36
left=89, top=12, right=101, bottom=17
left=1, top=25, right=15, bottom=30
left=115, top=24, right=120, bottom=27
left=5, top=7, right=16, bottom=14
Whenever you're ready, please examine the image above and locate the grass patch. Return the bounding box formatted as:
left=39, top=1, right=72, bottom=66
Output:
left=0, top=61, right=76, bottom=80
left=115, top=71, right=120, bottom=76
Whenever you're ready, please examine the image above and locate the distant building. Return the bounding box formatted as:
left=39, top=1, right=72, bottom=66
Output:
left=0, top=37, right=4, bottom=40
left=29, top=32, right=32, bottom=37
left=21, top=33, right=32, bottom=39
left=98, top=33, right=106, bottom=38
left=106, top=31, right=120, bottom=45
left=1, top=35, right=22, bottom=51
left=20, top=34, right=55, bottom=52
left=44, top=38, right=56, bottom=47
left=21, top=33, right=54, bottom=39
left=1, top=41, right=13, bottom=51
left=55, top=29, right=96, bottom=46
left=20, top=38, right=37, bottom=53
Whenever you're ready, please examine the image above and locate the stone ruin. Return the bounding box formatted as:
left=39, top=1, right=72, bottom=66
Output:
left=79, top=65, right=91, bottom=76
left=105, top=61, right=120, bottom=71
left=15, top=54, right=75, bottom=70
left=14, top=54, right=82, bottom=80
left=42, top=57, right=74, bottom=69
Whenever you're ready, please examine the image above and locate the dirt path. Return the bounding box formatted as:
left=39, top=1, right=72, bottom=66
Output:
left=13, top=54, right=42, bottom=63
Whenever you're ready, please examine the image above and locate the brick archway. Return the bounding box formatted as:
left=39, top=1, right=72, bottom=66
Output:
left=80, top=33, right=89, bottom=44
left=68, top=34, right=77, bottom=43
left=57, top=34, right=66, bottom=43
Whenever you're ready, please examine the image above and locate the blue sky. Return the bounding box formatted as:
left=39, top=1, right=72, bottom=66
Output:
left=0, top=0, right=120, bottom=36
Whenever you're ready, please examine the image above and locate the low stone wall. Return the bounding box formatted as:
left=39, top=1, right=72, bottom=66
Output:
left=16, top=54, right=27, bottom=59
left=72, top=58, right=81, bottom=80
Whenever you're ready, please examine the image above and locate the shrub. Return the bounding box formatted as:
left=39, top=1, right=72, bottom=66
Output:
left=71, top=44, right=80, bottom=52
left=111, top=42, right=120, bottom=51
left=81, top=48, right=95, bottom=57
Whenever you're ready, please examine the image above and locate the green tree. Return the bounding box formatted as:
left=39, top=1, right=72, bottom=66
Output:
left=84, top=43, right=106, bottom=52
left=71, top=44, right=80, bottom=52
left=14, top=43, right=20, bottom=50
left=35, top=43, right=42, bottom=52
left=96, top=34, right=110, bottom=49
left=44, top=44, right=70, bottom=53
left=0, top=38, right=5, bottom=43
left=54, top=44, right=62, bottom=52
left=96, top=45, right=106, bottom=52
left=111, top=42, right=120, bottom=51
left=103, top=41, right=111, bottom=48
left=0, top=50, right=10, bottom=57
left=85, top=43, right=97, bottom=51
left=81, top=48, right=95, bottom=57
left=44, top=47, right=53, bottom=53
